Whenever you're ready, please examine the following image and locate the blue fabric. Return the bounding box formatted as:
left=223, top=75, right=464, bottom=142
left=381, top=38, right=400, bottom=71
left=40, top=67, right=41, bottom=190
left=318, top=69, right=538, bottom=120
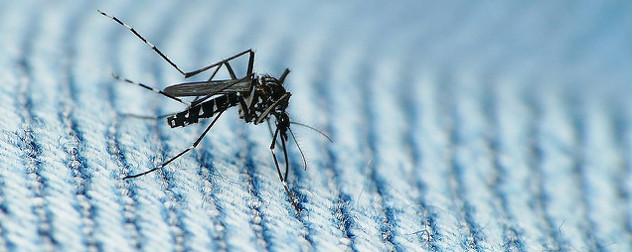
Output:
left=1, top=1, right=631, bottom=251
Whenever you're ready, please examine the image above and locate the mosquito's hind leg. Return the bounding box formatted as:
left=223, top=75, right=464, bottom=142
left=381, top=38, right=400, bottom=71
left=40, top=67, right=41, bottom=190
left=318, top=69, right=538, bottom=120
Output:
left=187, top=50, right=256, bottom=106
left=186, top=49, right=255, bottom=79
left=98, top=10, right=253, bottom=80
left=111, top=73, right=191, bottom=106
left=123, top=110, right=225, bottom=179
left=98, top=10, right=188, bottom=77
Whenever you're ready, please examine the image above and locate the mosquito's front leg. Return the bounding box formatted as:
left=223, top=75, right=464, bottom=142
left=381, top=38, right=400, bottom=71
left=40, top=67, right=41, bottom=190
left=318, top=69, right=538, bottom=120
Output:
left=269, top=128, right=301, bottom=216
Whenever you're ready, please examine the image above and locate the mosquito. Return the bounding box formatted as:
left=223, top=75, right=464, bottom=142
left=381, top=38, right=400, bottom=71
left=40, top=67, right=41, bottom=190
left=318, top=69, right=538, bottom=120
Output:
left=99, top=10, right=330, bottom=215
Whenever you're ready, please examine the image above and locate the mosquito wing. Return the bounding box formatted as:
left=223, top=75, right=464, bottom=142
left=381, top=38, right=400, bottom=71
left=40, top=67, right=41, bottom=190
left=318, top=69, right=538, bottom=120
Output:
left=164, top=78, right=251, bottom=97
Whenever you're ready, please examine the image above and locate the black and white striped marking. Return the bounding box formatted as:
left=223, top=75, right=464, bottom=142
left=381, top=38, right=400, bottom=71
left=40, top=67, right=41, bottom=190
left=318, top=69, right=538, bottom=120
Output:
left=111, top=73, right=190, bottom=106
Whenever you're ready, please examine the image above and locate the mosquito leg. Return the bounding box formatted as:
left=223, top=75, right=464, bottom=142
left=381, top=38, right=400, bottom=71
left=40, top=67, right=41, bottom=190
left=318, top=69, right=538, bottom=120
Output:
left=243, top=81, right=257, bottom=118
left=185, top=49, right=254, bottom=78
left=266, top=119, right=287, bottom=170
left=206, top=62, right=223, bottom=82
left=98, top=10, right=188, bottom=76
left=246, top=49, right=254, bottom=77
left=98, top=10, right=253, bottom=80
left=255, top=93, right=291, bottom=124
left=268, top=120, right=307, bottom=171
left=191, top=96, right=202, bottom=103
left=223, top=61, right=238, bottom=80
left=111, top=73, right=191, bottom=106
left=241, top=51, right=263, bottom=114
left=278, top=68, right=291, bottom=84
left=267, top=120, right=290, bottom=177
left=270, top=128, right=282, bottom=179
left=235, top=93, right=252, bottom=122
left=190, top=77, right=248, bottom=107
left=123, top=109, right=225, bottom=179
left=270, top=128, right=301, bottom=216
left=173, top=50, right=255, bottom=107
left=266, top=120, right=275, bottom=138
left=280, top=132, right=290, bottom=182
left=120, top=112, right=177, bottom=120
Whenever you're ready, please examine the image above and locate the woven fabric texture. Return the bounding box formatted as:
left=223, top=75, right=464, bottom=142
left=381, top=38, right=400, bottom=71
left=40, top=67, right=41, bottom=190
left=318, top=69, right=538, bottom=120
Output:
left=1, top=1, right=631, bottom=251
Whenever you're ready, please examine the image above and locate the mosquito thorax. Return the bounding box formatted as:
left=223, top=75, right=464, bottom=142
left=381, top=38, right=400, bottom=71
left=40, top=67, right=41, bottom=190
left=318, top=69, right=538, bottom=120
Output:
left=257, top=75, right=286, bottom=96
left=255, top=75, right=291, bottom=111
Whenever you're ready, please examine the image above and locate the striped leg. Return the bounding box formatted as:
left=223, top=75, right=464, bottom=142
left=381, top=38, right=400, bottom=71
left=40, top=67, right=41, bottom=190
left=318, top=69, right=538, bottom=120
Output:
left=123, top=109, right=225, bottom=179
left=112, top=73, right=191, bottom=106
left=98, top=10, right=188, bottom=76
left=99, top=9, right=255, bottom=80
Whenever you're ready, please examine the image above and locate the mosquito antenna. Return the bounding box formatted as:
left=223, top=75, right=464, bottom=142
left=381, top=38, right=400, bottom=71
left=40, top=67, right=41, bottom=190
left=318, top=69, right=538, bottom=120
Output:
left=288, top=127, right=308, bottom=170
left=290, top=122, right=333, bottom=143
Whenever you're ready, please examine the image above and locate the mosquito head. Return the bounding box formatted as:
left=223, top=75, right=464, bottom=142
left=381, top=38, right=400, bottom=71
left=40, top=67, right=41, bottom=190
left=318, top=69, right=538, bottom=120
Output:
left=257, top=75, right=286, bottom=97
left=275, top=111, right=291, bottom=140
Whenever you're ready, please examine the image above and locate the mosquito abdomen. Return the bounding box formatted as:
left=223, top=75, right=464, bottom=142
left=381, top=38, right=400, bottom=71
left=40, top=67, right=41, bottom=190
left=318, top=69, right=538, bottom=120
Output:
left=168, top=94, right=240, bottom=128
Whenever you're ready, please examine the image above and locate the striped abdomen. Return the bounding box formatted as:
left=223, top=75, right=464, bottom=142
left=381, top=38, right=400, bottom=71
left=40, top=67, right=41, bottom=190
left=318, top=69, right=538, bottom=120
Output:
left=168, top=94, right=240, bottom=128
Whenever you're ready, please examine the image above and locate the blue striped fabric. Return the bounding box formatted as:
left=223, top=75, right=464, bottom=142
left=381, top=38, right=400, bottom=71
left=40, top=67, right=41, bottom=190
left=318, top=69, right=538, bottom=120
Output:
left=1, top=1, right=631, bottom=251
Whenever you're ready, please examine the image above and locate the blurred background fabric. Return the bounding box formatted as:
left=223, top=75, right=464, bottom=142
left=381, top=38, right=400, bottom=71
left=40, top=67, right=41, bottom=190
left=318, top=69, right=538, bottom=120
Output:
left=1, top=1, right=631, bottom=251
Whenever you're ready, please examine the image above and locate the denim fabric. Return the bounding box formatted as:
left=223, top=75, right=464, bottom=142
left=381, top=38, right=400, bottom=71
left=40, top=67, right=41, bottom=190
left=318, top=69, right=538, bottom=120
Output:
left=1, top=1, right=631, bottom=251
